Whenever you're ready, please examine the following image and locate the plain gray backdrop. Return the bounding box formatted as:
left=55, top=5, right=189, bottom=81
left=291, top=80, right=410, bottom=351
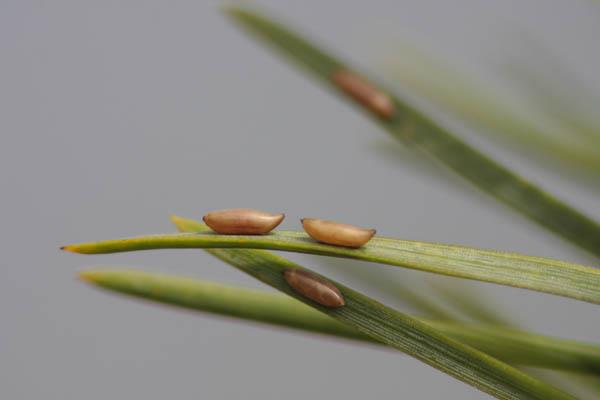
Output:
left=2, top=1, right=599, bottom=399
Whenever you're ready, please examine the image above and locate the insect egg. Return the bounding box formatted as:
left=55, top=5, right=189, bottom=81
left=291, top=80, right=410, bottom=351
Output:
left=283, top=269, right=345, bottom=308
left=203, top=208, right=285, bottom=235
left=301, top=218, right=376, bottom=248
left=332, top=69, right=395, bottom=119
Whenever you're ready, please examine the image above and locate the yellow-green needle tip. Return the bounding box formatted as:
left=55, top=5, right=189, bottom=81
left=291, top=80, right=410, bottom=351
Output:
left=77, top=269, right=99, bottom=282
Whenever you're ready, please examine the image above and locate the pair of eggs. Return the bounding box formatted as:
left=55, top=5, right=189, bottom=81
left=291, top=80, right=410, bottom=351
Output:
left=202, top=208, right=376, bottom=249
left=202, top=208, right=370, bottom=308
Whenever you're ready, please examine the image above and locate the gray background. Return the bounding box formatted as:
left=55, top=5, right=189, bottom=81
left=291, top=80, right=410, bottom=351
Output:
left=1, top=1, right=599, bottom=399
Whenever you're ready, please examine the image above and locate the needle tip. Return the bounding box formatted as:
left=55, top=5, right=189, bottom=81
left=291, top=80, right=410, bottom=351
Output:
left=77, top=270, right=97, bottom=283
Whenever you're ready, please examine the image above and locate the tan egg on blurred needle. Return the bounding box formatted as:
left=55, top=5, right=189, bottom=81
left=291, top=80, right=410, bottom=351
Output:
left=332, top=68, right=395, bottom=119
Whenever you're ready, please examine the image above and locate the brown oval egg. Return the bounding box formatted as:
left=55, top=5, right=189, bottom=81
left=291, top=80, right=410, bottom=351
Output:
left=203, top=208, right=284, bottom=235
left=283, top=269, right=345, bottom=308
left=332, top=69, right=395, bottom=119
left=301, top=218, right=376, bottom=248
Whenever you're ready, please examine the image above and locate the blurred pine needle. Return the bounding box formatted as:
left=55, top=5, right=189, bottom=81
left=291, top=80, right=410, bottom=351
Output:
left=384, top=42, right=600, bottom=179
left=222, top=6, right=600, bottom=258
left=78, top=268, right=600, bottom=375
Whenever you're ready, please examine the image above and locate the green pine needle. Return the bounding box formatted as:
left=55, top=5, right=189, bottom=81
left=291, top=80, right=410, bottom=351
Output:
left=62, top=217, right=600, bottom=305
left=79, top=268, right=600, bottom=375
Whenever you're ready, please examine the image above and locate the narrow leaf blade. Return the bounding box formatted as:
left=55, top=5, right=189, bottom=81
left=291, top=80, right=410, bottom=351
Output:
left=80, top=268, right=600, bottom=374
left=62, top=220, right=600, bottom=305
left=223, top=6, right=600, bottom=257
